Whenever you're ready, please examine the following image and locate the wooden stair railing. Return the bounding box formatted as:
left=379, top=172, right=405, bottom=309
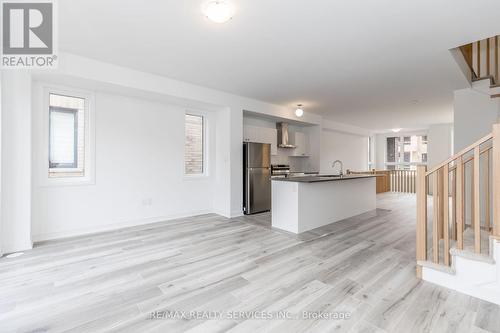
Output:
left=390, top=170, right=417, bottom=193
left=460, top=35, right=500, bottom=85
left=347, top=169, right=417, bottom=194
left=416, top=125, right=500, bottom=278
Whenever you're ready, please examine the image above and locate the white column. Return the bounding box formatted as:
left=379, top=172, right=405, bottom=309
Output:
left=229, top=107, right=243, bottom=217
left=0, top=71, right=2, bottom=256
left=213, top=106, right=244, bottom=218
left=1, top=70, right=32, bottom=253
left=213, top=107, right=231, bottom=217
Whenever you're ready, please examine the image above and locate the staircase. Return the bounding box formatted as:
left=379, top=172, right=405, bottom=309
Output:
left=415, top=124, right=500, bottom=305
left=459, top=35, right=500, bottom=98
left=420, top=234, right=500, bottom=305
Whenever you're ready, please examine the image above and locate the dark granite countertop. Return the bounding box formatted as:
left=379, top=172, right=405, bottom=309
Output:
left=271, top=174, right=377, bottom=183
left=289, top=171, right=320, bottom=174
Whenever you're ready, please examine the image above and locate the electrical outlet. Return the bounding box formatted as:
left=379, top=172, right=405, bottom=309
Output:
left=142, top=198, right=153, bottom=206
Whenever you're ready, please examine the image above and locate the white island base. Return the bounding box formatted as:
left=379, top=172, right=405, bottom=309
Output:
left=271, top=176, right=376, bottom=234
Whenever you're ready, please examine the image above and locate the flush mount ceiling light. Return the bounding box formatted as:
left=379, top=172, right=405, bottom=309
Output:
left=203, top=1, right=235, bottom=23
left=391, top=128, right=402, bottom=133
left=295, top=104, right=304, bottom=117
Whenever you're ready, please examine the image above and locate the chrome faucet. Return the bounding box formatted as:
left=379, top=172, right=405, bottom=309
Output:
left=332, top=160, right=344, bottom=177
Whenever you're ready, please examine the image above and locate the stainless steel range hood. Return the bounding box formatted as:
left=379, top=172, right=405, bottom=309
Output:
left=276, top=122, right=296, bottom=148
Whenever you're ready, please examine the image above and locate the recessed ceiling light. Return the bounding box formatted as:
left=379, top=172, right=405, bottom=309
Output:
left=203, top=1, right=235, bottom=24
left=391, top=128, right=402, bottom=133
left=295, top=104, right=304, bottom=117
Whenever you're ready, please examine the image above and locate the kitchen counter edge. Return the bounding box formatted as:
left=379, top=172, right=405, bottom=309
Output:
left=271, top=174, right=377, bottom=183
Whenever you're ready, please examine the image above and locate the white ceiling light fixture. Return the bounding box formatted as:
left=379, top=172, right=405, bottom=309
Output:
left=203, top=1, right=235, bottom=24
left=391, top=128, right=402, bottom=133
left=295, top=104, right=304, bottom=117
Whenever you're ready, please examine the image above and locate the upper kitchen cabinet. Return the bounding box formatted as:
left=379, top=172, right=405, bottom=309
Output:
left=243, top=125, right=256, bottom=142
left=243, top=125, right=278, bottom=155
left=293, top=132, right=309, bottom=157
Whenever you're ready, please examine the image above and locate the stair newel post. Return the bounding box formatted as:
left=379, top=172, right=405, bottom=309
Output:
left=493, top=123, right=500, bottom=238
left=473, top=146, right=481, bottom=253
left=456, top=157, right=464, bottom=250
left=443, top=164, right=450, bottom=266
left=416, top=165, right=428, bottom=278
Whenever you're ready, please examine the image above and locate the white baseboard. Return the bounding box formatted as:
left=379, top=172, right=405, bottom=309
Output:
left=231, top=210, right=244, bottom=218
left=213, top=209, right=230, bottom=218
left=1, top=240, right=34, bottom=255
left=32, top=209, right=213, bottom=242
left=212, top=209, right=243, bottom=219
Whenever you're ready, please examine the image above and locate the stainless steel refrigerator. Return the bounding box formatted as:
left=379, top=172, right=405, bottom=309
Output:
left=243, top=142, right=271, bottom=215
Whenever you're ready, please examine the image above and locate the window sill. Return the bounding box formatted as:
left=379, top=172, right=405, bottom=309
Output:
left=183, top=174, right=210, bottom=181
left=40, top=176, right=95, bottom=187
left=49, top=171, right=85, bottom=178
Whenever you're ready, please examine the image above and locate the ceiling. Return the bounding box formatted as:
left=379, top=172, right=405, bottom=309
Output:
left=59, top=0, right=500, bottom=131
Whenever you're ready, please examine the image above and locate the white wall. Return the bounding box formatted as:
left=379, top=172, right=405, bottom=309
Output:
left=0, top=71, right=2, bottom=256
left=427, top=123, right=453, bottom=169
left=374, top=134, right=386, bottom=170
left=31, top=87, right=217, bottom=241
left=229, top=109, right=243, bottom=217
left=453, top=84, right=499, bottom=226
left=213, top=107, right=231, bottom=217
left=1, top=71, right=33, bottom=253
left=369, top=135, right=376, bottom=169
left=17, top=52, right=325, bottom=241
left=454, top=86, right=500, bottom=152
left=320, top=129, right=368, bottom=173
left=39, top=53, right=322, bottom=220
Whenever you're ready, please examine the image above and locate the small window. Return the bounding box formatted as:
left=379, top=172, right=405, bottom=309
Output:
left=385, top=134, right=428, bottom=170
left=185, top=114, right=204, bottom=175
left=368, top=136, right=373, bottom=170
left=422, top=153, right=428, bottom=163
left=386, top=137, right=399, bottom=163
left=49, top=93, right=86, bottom=178
left=50, top=107, right=77, bottom=168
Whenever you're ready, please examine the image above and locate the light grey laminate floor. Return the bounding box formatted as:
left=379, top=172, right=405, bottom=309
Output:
left=0, top=193, right=499, bottom=333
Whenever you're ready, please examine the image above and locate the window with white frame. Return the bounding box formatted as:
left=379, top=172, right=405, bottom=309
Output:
left=49, top=93, right=86, bottom=178
left=385, top=135, right=427, bottom=170
left=184, top=114, right=204, bottom=175
left=368, top=136, right=373, bottom=170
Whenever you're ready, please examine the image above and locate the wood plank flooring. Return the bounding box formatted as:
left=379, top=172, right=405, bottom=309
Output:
left=0, top=193, right=499, bottom=333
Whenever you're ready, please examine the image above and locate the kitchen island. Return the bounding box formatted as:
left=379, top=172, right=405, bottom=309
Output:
left=271, top=175, right=377, bottom=234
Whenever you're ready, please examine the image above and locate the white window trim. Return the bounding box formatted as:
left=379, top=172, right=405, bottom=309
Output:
left=368, top=136, right=373, bottom=170
left=183, top=109, right=210, bottom=180
left=38, top=85, right=96, bottom=187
